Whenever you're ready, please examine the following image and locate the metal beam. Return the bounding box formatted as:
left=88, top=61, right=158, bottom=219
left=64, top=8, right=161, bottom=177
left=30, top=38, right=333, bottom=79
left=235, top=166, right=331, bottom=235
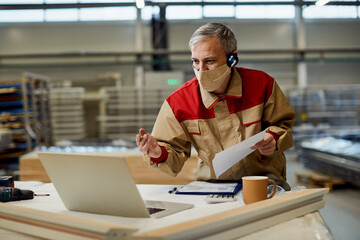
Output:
left=1, top=1, right=359, bottom=10
left=1, top=48, right=359, bottom=59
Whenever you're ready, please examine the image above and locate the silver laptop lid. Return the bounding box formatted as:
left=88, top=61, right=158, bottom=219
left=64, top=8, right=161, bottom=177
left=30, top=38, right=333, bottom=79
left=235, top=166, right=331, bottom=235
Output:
left=38, top=152, right=151, bottom=218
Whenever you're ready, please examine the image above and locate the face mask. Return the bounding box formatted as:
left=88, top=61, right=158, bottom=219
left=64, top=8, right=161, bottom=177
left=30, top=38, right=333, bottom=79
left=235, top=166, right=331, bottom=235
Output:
left=193, top=63, right=231, bottom=92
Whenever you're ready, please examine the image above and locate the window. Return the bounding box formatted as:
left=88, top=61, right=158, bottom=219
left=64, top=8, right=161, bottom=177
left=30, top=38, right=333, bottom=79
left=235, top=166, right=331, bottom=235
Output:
left=0, top=0, right=358, bottom=22
left=152, top=0, right=201, bottom=2
left=0, top=0, right=43, bottom=3
left=0, top=10, right=43, bottom=22
left=166, top=6, right=202, bottom=20
left=45, top=0, right=78, bottom=3
left=235, top=5, right=295, bottom=19
left=79, top=7, right=136, bottom=21
left=46, top=9, right=78, bottom=22
left=141, top=6, right=160, bottom=20
left=203, top=5, right=235, bottom=18
left=303, top=5, right=358, bottom=18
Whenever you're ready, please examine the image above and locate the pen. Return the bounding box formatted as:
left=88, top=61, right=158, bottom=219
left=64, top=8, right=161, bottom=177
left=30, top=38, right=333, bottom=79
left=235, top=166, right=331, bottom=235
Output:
left=168, top=187, right=177, bottom=194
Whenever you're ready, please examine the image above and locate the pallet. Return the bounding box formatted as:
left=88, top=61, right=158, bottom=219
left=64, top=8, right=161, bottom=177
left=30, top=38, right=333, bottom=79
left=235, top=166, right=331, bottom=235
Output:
left=296, top=171, right=346, bottom=192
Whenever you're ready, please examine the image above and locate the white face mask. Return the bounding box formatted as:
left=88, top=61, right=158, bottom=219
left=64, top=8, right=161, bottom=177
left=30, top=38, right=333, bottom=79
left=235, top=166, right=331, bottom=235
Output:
left=193, top=63, right=231, bottom=92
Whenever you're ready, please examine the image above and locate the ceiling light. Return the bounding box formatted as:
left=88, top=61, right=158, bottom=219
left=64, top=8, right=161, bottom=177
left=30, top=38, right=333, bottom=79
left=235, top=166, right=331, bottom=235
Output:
left=316, top=0, right=331, bottom=7
left=136, top=0, right=145, bottom=9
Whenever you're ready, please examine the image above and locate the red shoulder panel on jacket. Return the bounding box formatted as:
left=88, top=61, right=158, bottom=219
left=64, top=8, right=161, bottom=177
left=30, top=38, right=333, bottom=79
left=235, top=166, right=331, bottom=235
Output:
left=228, top=68, right=274, bottom=114
left=166, top=78, right=215, bottom=123
left=166, top=68, right=275, bottom=122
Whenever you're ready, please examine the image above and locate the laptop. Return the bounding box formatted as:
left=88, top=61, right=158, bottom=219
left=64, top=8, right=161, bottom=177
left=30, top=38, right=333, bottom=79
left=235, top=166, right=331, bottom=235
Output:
left=38, top=152, right=194, bottom=218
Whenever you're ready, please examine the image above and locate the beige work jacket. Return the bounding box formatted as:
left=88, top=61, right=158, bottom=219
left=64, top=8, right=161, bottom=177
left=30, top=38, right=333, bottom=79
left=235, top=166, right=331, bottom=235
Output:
left=144, top=67, right=296, bottom=181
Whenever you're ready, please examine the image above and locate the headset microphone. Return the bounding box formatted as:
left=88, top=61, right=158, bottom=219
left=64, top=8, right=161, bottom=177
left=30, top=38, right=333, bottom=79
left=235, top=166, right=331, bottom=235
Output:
left=227, top=53, right=239, bottom=68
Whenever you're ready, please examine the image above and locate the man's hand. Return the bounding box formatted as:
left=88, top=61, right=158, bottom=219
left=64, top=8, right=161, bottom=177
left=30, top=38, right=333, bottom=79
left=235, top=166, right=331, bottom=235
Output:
left=136, top=128, right=162, bottom=158
left=251, top=132, right=276, bottom=156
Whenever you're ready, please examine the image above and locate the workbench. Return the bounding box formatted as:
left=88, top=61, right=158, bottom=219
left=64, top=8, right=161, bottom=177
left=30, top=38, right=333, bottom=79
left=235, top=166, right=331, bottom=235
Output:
left=0, top=181, right=333, bottom=240
left=19, top=150, right=198, bottom=184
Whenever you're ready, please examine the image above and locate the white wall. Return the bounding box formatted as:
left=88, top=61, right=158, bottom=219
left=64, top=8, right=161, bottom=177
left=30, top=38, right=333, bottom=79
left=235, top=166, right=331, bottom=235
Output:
left=0, top=22, right=136, bottom=54
left=1, top=19, right=358, bottom=86
left=306, top=20, right=360, bottom=48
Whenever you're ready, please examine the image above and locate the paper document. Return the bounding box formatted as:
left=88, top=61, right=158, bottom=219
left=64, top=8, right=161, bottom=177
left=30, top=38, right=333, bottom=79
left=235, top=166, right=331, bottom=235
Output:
left=213, top=130, right=266, bottom=178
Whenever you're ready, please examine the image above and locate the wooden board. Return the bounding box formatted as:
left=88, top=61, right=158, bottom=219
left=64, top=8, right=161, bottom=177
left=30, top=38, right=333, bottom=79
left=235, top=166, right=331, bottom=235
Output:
left=20, top=151, right=198, bottom=185
left=133, top=188, right=329, bottom=240
left=296, top=171, right=346, bottom=191
left=124, top=155, right=197, bottom=185
left=0, top=188, right=328, bottom=240
left=0, top=203, right=137, bottom=240
left=19, top=155, right=51, bottom=183
left=197, top=200, right=326, bottom=240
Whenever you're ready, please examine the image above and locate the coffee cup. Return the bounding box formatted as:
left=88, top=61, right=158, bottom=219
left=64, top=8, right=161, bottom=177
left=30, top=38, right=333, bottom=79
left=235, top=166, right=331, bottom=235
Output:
left=242, top=176, right=277, bottom=205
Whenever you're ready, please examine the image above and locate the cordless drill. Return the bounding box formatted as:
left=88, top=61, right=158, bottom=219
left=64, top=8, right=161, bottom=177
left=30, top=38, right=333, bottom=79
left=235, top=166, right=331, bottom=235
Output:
left=0, top=187, right=37, bottom=202
left=0, top=176, right=49, bottom=202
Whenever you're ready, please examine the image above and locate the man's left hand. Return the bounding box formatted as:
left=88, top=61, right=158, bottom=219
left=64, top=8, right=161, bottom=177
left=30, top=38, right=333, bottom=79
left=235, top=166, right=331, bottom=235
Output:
left=251, top=132, right=276, bottom=156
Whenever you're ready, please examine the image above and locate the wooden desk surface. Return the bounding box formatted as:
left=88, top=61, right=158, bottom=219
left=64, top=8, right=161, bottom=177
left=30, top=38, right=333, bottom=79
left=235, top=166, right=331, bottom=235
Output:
left=20, top=150, right=198, bottom=185
left=0, top=183, right=332, bottom=240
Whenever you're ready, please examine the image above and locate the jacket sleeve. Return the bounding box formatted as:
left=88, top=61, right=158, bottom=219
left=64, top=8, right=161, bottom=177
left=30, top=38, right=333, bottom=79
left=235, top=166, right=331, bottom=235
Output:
left=143, top=100, right=191, bottom=177
left=263, top=81, right=296, bottom=152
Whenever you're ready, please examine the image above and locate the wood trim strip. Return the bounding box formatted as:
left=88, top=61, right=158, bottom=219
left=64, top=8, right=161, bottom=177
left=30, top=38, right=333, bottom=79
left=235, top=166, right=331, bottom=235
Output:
left=0, top=203, right=137, bottom=240
left=199, top=200, right=326, bottom=240
left=133, top=188, right=329, bottom=240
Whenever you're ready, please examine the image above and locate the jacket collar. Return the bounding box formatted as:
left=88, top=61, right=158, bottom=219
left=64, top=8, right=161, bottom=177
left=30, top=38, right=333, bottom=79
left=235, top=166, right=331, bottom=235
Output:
left=200, top=68, right=243, bottom=109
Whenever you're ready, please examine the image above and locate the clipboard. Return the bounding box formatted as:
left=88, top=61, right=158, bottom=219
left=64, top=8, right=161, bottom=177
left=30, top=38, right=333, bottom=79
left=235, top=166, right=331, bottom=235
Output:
left=175, top=181, right=242, bottom=195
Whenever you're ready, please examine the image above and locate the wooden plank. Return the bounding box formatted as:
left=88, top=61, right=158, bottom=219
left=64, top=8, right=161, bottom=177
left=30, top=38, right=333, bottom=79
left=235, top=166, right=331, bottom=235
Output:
left=0, top=203, right=137, bottom=240
left=133, top=188, right=329, bottom=240
left=0, top=188, right=329, bottom=240
left=125, top=155, right=197, bottom=185
left=199, top=200, right=325, bottom=240
left=19, top=156, right=51, bottom=183
left=19, top=152, right=198, bottom=185
left=296, top=171, right=346, bottom=191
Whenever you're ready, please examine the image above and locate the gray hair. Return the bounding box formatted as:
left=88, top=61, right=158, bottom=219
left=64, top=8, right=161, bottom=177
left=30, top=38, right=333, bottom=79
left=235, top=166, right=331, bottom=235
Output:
left=189, top=23, right=237, bottom=55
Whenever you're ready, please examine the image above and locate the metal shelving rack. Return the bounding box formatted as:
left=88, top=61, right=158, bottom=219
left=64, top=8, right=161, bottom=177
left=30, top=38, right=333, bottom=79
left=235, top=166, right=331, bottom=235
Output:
left=97, top=86, right=176, bottom=140
left=285, top=85, right=360, bottom=187
left=284, top=85, right=360, bottom=127
left=0, top=72, right=52, bottom=163
left=0, top=129, right=12, bottom=151
left=49, top=87, right=86, bottom=143
left=298, top=137, right=360, bottom=187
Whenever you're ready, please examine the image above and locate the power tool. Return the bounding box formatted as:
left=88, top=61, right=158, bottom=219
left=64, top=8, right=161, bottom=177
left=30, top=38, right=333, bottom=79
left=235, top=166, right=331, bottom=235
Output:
left=0, top=176, right=49, bottom=202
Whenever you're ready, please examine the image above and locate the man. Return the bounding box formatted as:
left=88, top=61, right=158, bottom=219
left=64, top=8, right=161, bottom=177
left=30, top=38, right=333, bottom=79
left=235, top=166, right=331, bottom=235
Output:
left=136, top=23, right=295, bottom=188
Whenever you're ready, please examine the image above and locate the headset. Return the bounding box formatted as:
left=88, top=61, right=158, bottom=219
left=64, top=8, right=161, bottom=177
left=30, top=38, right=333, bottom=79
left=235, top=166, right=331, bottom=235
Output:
left=227, top=52, right=239, bottom=68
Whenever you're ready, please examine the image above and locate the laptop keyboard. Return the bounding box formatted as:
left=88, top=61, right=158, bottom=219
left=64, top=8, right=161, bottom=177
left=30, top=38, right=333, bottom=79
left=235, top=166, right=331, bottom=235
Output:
left=147, top=207, right=165, bottom=215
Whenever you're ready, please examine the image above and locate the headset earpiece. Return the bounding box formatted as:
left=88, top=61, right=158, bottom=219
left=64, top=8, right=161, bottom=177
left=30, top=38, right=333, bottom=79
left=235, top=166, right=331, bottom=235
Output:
left=227, top=53, right=238, bottom=68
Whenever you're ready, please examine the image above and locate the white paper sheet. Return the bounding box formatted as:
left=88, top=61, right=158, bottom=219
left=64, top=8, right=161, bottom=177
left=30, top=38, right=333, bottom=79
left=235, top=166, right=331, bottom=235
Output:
left=213, top=130, right=266, bottom=178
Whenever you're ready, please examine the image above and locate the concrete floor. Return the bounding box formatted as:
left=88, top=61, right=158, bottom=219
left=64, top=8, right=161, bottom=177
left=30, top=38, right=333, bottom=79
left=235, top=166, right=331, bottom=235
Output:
left=286, top=151, right=360, bottom=240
